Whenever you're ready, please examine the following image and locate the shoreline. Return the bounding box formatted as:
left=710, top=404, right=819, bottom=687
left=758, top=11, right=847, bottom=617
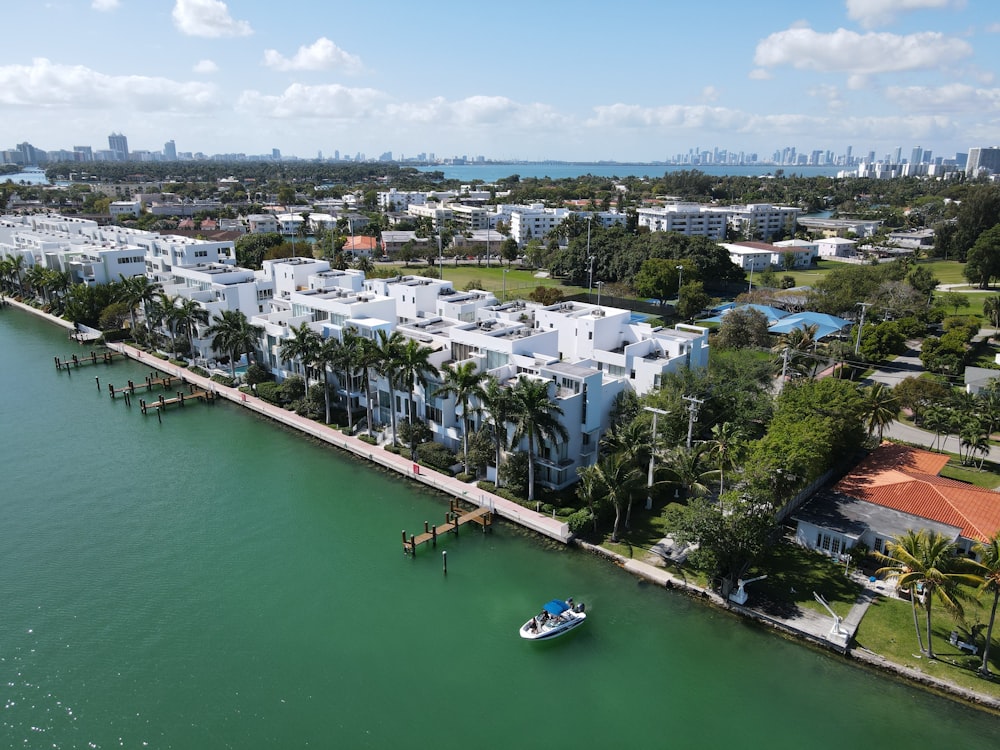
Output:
left=5, top=297, right=999, bottom=713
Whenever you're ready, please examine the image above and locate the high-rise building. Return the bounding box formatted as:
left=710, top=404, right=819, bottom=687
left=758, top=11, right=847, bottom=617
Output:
left=108, top=132, right=129, bottom=160
left=910, top=146, right=922, bottom=165
left=163, top=140, right=177, bottom=160
left=893, top=146, right=902, bottom=164
left=272, top=148, right=281, bottom=160
left=967, top=147, right=1000, bottom=178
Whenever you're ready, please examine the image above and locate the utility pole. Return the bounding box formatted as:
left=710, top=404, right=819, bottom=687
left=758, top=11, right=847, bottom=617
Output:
left=682, top=395, right=704, bottom=449
left=643, top=407, right=669, bottom=510
left=854, top=302, right=871, bottom=356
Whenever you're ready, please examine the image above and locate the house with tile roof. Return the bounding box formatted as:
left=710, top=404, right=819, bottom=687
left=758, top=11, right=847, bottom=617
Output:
left=793, top=443, right=1000, bottom=561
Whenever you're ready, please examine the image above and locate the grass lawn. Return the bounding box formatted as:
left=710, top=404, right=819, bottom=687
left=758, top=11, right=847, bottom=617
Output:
left=743, top=542, right=863, bottom=619
left=381, top=262, right=588, bottom=298
left=854, top=595, right=1000, bottom=699
left=919, top=259, right=969, bottom=285
left=940, top=460, right=1000, bottom=489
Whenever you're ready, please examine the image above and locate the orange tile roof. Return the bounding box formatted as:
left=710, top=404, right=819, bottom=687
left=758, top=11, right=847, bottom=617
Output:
left=343, top=236, right=377, bottom=251
left=834, top=443, right=1000, bottom=542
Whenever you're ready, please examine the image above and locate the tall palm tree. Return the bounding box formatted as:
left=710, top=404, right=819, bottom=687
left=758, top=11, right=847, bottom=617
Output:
left=922, top=404, right=951, bottom=451
left=773, top=323, right=820, bottom=378
left=374, top=330, right=405, bottom=447
left=279, top=322, right=321, bottom=390
left=706, top=421, right=745, bottom=495
left=861, top=382, right=899, bottom=443
left=509, top=376, right=568, bottom=503
left=876, top=529, right=983, bottom=658
left=312, top=335, right=342, bottom=425
left=575, top=464, right=601, bottom=534
left=356, top=334, right=381, bottom=438
left=117, top=274, right=162, bottom=335
left=172, top=297, right=208, bottom=357
left=599, top=417, right=652, bottom=529
left=973, top=534, right=1000, bottom=676
left=206, top=309, right=263, bottom=379
left=436, top=361, right=488, bottom=476
left=481, top=376, right=515, bottom=487
left=395, top=337, right=440, bottom=459
left=332, top=330, right=365, bottom=431
left=983, top=295, right=1000, bottom=330
left=592, top=452, right=644, bottom=542
left=157, top=293, right=184, bottom=355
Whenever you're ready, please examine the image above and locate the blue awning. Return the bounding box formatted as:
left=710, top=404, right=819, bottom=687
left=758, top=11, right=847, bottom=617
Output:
left=543, top=599, right=569, bottom=615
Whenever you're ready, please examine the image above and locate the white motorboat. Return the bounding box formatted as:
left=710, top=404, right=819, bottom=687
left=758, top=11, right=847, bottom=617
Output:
left=519, top=598, right=586, bottom=640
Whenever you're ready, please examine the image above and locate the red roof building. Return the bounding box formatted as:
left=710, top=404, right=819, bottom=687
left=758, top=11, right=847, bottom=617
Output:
left=794, top=443, right=1000, bottom=559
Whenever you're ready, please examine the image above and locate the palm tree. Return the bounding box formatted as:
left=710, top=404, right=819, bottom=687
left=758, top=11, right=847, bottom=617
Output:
left=157, top=293, right=184, bottom=355
left=279, top=322, right=321, bottom=390
left=312, top=335, right=341, bottom=425
left=116, top=274, right=162, bottom=335
left=481, top=376, right=515, bottom=487
left=773, top=323, right=821, bottom=378
left=861, top=382, right=899, bottom=443
left=172, top=297, right=208, bottom=357
left=983, top=295, right=1000, bottom=330
left=659, top=443, right=719, bottom=500
left=599, top=418, right=652, bottom=529
left=509, top=376, right=568, bottom=503
left=973, top=534, right=1000, bottom=676
left=355, top=334, right=381, bottom=438
left=374, top=330, right=405, bottom=447
left=332, top=330, right=365, bottom=431
left=436, top=361, right=488, bottom=476
left=575, top=464, right=601, bottom=534
left=959, top=419, right=989, bottom=468
left=706, top=421, right=745, bottom=495
left=922, top=405, right=951, bottom=451
left=395, top=337, right=440, bottom=459
left=206, top=309, right=263, bottom=379
left=592, top=452, right=644, bottom=542
left=876, top=529, right=983, bottom=658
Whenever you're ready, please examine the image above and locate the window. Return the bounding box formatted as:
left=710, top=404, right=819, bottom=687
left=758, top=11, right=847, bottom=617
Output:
left=873, top=537, right=883, bottom=554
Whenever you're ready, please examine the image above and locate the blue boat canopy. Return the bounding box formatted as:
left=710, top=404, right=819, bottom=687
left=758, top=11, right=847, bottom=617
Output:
left=543, top=599, right=570, bottom=615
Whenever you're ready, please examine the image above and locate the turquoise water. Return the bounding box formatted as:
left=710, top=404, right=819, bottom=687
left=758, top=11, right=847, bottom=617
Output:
left=1, top=308, right=998, bottom=749
left=416, top=163, right=843, bottom=181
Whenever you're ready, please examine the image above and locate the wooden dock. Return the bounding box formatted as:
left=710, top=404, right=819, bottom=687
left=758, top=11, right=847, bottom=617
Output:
left=402, top=499, right=493, bottom=555
left=108, top=373, right=180, bottom=399
left=139, top=385, right=216, bottom=415
left=54, top=350, right=124, bottom=370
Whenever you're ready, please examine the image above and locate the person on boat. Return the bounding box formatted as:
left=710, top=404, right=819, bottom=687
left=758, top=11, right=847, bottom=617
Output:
left=528, top=617, right=538, bottom=632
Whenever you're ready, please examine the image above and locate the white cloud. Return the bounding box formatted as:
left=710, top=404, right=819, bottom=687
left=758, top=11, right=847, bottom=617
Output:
left=193, top=59, right=218, bottom=74
left=0, top=58, right=218, bottom=112
left=91, top=0, right=120, bottom=11
left=238, top=83, right=386, bottom=119
left=701, top=86, right=720, bottom=103
left=262, top=38, right=362, bottom=73
left=754, top=27, right=972, bottom=75
left=885, top=82, right=1000, bottom=112
left=388, top=96, right=565, bottom=129
left=987, top=22, right=1000, bottom=33
left=748, top=68, right=772, bottom=80
left=172, top=0, right=252, bottom=38
left=845, top=0, right=964, bottom=29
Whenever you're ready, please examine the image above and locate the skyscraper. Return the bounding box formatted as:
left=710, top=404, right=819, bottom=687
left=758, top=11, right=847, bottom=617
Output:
left=910, top=146, right=922, bottom=165
left=967, top=147, right=1000, bottom=178
left=164, top=140, right=177, bottom=160
left=108, top=132, right=129, bottom=161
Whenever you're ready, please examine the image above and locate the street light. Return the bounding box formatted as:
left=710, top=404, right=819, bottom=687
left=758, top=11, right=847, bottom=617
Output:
left=675, top=265, right=683, bottom=300
left=643, top=407, right=669, bottom=510
left=502, top=268, right=510, bottom=302
left=596, top=280, right=604, bottom=308
left=588, top=255, right=595, bottom=301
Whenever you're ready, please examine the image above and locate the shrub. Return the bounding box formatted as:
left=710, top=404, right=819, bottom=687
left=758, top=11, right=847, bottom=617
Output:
left=210, top=374, right=235, bottom=387
left=254, top=381, right=282, bottom=404
left=245, top=363, right=270, bottom=386
left=384, top=443, right=401, bottom=455
left=416, top=441, right=457, bottom=472
left=279, top=375, right=305, bottom=403
left=498, top=451, right=529, bottom=497
left=169, top=358, right=188, bottom=367
left=357, top=434, right=377, bottom=445
left=567, top=508, right=595, bottom=534
left=189, top=365, right=209, bottom=377
left=398, top=419, right=431, bottom=447
left=455, top=471, right=475, bottom=483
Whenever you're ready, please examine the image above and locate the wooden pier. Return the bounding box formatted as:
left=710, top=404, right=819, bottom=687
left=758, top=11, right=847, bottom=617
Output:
left=54, top=350, right=124, bottom=370
left=139, top=384, right=216, bottom=415
left=402, top=499, right=493, bottom=555
left=107, top=373, right=179, bottom=399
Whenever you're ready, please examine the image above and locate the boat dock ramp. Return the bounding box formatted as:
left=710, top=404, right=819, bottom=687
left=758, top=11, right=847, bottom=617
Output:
left=54, top=350, right=125, bottom=370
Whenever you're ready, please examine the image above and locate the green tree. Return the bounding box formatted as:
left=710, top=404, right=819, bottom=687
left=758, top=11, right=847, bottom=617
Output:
left=279, top=323, right=321, bottom=390
left=861, top=382, right=899, bottom=443
left=396, top=338, right=439, bottom=459
left=964, top=224, right=1000, bottom=289
left=633, top=258, right=681, bottom=313
left=115, top=274, right=162, bottom=335
left=876, top=530, right=983, bottom=659
left=591, top=452, right=644, bottom=542
left=972, top=534, right=1000, bottom=676
left=715, top=307, right=771, bottom=350
left=374, top=330, right=405, bottom=448
left=206, top=309, right=263, bottom=379
left=983, top=295, right=1000, bottom=329
left=436, top=361, right=488, bottom=476
left=677, top=280, right=711, bottom=320
left=509, top=376, right=569, bottom=502
left=481, top=376, right=515, bottom=487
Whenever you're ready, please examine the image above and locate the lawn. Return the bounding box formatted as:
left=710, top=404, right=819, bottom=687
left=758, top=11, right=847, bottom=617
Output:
left=381, top=261, right=588, bottom=298
left=743, top=542, right=863, bottom=619
left=919, top=259, right=969, bottom=285
left=940, top=460, right=1000, bottom=489
left=854, top=595, right=1000, bottom=699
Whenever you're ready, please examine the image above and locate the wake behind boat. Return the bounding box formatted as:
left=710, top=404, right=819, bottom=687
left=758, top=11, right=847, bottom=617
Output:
left=519, top=598, right=586, bottom=640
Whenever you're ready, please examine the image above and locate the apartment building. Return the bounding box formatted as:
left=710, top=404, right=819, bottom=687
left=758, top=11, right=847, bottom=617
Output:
left=635, top=203, right=729, bottom=239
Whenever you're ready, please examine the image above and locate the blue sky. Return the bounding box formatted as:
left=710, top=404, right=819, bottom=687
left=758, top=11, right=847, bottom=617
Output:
left=1, top=0, right=997, bottom=161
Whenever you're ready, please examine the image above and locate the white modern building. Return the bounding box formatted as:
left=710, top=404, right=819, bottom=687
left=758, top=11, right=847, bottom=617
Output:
left=636, top=204, right=729, bottom=239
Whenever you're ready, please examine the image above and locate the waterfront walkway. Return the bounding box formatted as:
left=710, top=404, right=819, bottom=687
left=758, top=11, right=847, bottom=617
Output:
left=103, top=342, right=571, bottom=545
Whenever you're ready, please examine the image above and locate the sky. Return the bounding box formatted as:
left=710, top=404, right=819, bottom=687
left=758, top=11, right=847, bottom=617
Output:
left=1, top=0, right=998, bottom=162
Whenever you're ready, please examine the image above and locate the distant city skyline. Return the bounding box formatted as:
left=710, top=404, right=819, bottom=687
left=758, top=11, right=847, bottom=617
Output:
left=1, top=2, right=998, bottom=162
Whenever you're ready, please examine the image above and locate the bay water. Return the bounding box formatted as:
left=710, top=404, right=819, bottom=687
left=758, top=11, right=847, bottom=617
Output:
left=1, top=309, right=997, bottom=748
